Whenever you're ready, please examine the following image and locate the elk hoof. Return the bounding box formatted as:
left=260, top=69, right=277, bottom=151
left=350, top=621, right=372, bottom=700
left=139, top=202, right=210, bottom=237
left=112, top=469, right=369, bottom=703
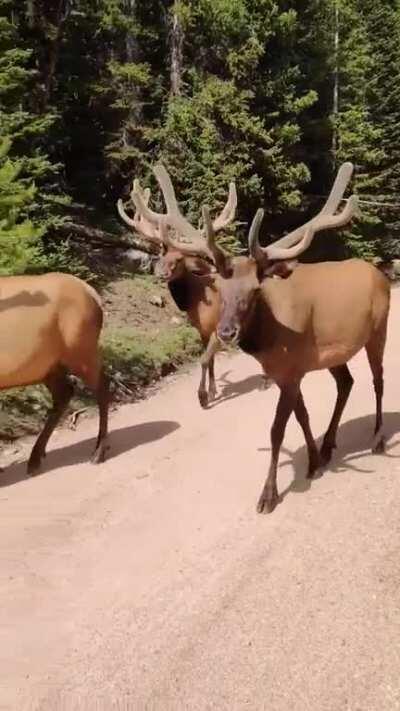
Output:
left=320, top=441, right=335, bottom=465
left=208, top=384, right=217, bottom=402
left=307, top=452, right=323, bottom=479
left=91, top=445, right=106, bottom=465
left=256, top=492, right=279, bottom=514
left=198, top=391, right=208, bottom=409
left=372, top=437, right=385, bottom=454
left=27, top=458, right=42, bottom=477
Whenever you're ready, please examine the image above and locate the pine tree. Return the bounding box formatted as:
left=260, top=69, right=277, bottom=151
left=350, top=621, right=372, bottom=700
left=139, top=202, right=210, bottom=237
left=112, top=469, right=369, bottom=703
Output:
left=331, top=0, right=385, bottom=259
left=0, top=138, right=43, bottom=275
left=146, top=1, right=319, bottom=251
left=359, top=0, right=400, bottom=258
left=3, top=0, right=400, bottom=267
left=0, top=1, right=49, bottom=273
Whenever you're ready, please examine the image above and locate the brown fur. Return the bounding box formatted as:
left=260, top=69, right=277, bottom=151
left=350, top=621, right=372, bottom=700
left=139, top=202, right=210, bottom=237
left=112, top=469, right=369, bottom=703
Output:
left=155, top=249, right=221, bottom=407
left=215, top=256, right=390, bottom=513
left=0, top=272, right=109, bottom=474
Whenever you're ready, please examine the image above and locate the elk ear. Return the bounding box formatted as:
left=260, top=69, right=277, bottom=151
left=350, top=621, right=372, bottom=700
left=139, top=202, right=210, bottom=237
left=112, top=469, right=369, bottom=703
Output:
left=261, top=259, right=298, bottom=280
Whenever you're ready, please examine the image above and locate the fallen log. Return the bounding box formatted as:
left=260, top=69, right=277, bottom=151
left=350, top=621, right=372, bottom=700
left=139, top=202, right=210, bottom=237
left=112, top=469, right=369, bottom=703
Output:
left=56, top=222, right=159, bottom=255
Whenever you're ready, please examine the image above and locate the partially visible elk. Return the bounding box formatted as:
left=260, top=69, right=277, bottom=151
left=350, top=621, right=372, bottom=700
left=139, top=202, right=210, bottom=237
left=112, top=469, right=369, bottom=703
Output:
left=0, top=274, right=109, bottom=474
left=160, top=162, right=390, bottom=514
left=117, top=165, right=237, bottom=407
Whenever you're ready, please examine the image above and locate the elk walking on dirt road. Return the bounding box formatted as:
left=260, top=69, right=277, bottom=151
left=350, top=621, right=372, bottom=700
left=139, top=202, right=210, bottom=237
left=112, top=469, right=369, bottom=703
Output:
left=141, top=161, right=390, bottom=514
left=0, top=273, right=109, bottom=474
left=206, top=166, right=390, bottom=513
left=117, top=165, right=237, bottom=407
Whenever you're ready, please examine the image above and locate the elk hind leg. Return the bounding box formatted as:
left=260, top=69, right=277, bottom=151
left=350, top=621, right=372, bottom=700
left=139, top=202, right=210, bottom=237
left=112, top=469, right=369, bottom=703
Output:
left=366, top=337, right=385, bottom=453
left=257, top=382, right=299, bottom=514
left=28, top=367, right=74, bottom=476
left=91, top=368, right=110, bottom=464
left=70, top=354, right=109, bottom=464
left=294, top=391, right=321, bottom=478
left=320, top=365, right=354, bottom=465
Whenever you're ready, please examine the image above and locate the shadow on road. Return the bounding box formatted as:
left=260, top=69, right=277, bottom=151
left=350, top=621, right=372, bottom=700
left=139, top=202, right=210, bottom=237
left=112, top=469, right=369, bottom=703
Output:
left=259, top=411, right=400, bottom=503
left=208, top=370, right=273, bottom=408
left=0, top=420, right=180, bottom=488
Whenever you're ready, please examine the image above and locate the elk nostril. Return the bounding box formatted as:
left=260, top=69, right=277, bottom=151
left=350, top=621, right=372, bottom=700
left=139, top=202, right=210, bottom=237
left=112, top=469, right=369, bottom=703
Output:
left=218, top=325, right=239, bottom=342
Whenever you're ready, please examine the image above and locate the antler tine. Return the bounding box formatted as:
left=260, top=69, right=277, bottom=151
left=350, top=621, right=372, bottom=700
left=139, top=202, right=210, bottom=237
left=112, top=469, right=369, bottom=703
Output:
left=158, top=218, right=170, bottom=248
left=117, top=198, right=136, bottom=230
left=153, top=164, right=180, bottom=215
left=117, top=198, right=162, bottom=244
left=248, top=209, right=266, bottom=263
left=117, top=178, right=162, bottom=245
left=271, top=161, right=354, bottom=250
left=321, top=161, right=354, bottom=215
left=131, top=179, right=150, bottom=207
left=252, top=194, right=360, bottom=262
left=211, top=182, right=237, bottom=232
left=202, top=205, right=228, bottom=265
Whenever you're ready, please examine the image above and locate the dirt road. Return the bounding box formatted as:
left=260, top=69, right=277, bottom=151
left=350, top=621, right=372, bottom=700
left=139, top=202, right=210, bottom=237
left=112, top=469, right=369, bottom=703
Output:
left=1, top=291, right=400, bottom=711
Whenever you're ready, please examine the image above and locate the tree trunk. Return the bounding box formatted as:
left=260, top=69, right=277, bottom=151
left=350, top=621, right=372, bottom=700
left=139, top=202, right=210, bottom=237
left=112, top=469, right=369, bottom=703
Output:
left=170, top=5, right=184, bottom=96
left=28, top=0, right=71, bottom=112
left=332, top=2, right=340, bottom=161
left=124, top=0, right=141, bottom=129
left=125, top=0, right=137, bottom=62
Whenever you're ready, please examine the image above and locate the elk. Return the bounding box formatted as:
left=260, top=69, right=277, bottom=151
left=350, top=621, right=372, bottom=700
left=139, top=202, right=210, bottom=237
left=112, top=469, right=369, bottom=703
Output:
left=0, top=273, right=109, bottom=475
left=212, top=171, right=390, bottom=513
left=117, top=165, right=237, bottom=407
left=148, top=162, right=390, bottom=514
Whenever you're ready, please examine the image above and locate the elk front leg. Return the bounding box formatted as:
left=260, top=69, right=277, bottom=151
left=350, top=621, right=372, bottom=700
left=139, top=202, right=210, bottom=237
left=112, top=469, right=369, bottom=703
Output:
left=28, top=368, right=74, bottom=475
left=365, top=334, right=386, bottom=454
left=294, top=390, right=321, bottom=478
left=208, top=355, right=217, bottom=402
left=198, top=332, right=219, bottom=408
left=257, top=382, right=300, bottom=514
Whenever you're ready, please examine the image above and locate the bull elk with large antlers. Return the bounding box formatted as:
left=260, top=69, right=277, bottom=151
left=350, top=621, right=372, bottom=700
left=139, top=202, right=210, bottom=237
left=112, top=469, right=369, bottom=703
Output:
left=141, top=161, right=389, bottom=514
left=117, top=165, right=237, bottom=407
left=0, top=274, right=109, bottom=474
left=209, top=164, right=390, bottom=513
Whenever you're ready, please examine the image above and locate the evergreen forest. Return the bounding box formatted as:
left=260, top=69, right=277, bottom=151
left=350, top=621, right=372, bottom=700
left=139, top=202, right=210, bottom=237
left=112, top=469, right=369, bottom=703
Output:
left=2, top=0, right=400, bottom=276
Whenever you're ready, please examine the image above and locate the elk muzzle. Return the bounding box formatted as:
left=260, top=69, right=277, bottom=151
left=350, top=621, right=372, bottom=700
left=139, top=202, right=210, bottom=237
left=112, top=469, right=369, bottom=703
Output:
left=217, top=321, right=240, bottom=345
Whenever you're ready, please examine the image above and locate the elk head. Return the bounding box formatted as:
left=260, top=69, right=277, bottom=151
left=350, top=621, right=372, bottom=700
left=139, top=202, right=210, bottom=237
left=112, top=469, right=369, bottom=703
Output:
left=204, top=162, right=360, bottom=344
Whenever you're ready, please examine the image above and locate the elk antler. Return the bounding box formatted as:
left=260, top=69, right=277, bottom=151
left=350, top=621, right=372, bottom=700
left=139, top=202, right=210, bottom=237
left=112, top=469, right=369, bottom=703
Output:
left=153, top=163, right=237, bottom=236
left=271, top=161, right=355, bottom=250
left=117, top=180, right=163, bottom=247
left=202, top=206, right=229, bottom=269
left=249, top=195, right=360, bottom=263
left=131, top=163, right=237, bottom=258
